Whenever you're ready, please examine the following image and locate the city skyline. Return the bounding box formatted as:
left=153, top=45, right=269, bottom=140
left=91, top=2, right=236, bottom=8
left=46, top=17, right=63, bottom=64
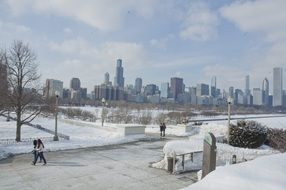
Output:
left=0, top=0, right=286, bottom=91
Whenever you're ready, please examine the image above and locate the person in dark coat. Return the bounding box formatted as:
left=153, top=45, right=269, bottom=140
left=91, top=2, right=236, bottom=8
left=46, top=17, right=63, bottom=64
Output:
left=162, top=123, right=166, bottom=137
left=32, top=140, right=38, bottom=164
left=160, top=123, right=163, bottom=137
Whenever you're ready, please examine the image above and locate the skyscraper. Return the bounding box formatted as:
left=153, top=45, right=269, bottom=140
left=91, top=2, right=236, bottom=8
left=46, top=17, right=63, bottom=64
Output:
left=262, top=78, right=269, bottom=106
left=144, top=84, right=156, bottom=96
left=245, top=75, right=250, bottom=95
left=135, top=78, right=142, bottom=94
left=196, top=83, right=209, bottom=97
left=170, top=77, right=183, bottom=100
left=273, top=67, right=283, bottom=106
left=161, top=82, right=169, bottom=98
left=45, top=79, right=63, bottom=98
left=70, top=78, right=81, bottom=91
left=229, top=86, right=234, bottom=98
left=253, top=88, right=263, bottom=105
left=104, top=72, right=110, bottom=85
left=114, top=59, right=124, bottom=88
left=211, top=76, right=217, bottom=97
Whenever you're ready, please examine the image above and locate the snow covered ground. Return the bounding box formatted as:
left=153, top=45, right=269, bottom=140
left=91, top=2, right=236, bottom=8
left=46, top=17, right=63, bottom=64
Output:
left=1, top=113, right=286, bottom=161
left=181, top=153, right=286, bottom=190
left=152, top=122, right=278, bottom=172
left=0, top=115, right=146, bottom=160
left=1, top=111, right=286, bottom=189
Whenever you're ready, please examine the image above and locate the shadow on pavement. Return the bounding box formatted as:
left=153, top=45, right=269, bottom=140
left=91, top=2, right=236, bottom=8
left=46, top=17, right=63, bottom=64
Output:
left=42, top=161, right=86, bottom=167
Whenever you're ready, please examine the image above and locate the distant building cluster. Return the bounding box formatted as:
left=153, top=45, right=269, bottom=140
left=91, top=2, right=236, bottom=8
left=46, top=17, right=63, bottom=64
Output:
left=40, top=59, right=286, bottom=108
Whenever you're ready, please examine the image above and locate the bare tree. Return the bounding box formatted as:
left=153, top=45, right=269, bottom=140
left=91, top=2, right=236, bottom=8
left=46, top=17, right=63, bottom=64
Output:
left=3, top=41, right=42, bottom=142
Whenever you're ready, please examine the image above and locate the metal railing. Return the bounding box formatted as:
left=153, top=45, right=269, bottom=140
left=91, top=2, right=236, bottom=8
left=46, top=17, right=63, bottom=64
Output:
left=172, top=150, right=203, bottom=174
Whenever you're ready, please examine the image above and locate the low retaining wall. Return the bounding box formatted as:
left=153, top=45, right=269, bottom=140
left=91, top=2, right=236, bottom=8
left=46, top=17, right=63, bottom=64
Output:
left=177, top=124, right=193, bottom=133
left=116, top=125, right=146, bottom=136
left=59, top=118, right=117, bottom=132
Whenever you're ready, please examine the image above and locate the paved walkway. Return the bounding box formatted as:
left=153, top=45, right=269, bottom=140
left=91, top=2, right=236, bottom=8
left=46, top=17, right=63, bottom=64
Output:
left=0, top=138, right=197, bottom=190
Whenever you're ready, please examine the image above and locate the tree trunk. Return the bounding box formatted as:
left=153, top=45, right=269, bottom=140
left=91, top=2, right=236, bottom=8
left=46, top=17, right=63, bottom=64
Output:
left=16, top=111, right=21, bottom=142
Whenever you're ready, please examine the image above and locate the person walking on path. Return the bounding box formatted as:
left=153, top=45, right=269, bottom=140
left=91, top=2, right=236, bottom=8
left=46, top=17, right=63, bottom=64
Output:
left=33, top=139, right=47, bottom=165
left=32, top=139, right=43, bottom=164
left=32, top=140, right=38, bottom=164
left=162, top=123, right=166, bottom=137
left=160, top=123, right=163, bottom=137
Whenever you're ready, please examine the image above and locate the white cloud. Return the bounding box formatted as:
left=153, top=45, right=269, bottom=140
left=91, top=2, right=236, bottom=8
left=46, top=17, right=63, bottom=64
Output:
left=220, top=0, right=286, bottom=43
left=149, top=34, right=174, bottom=50
left=203, top=64, right=246, bottom=90
left=44, top=38, right=148, bottom=89
left=220, top=0, right=286, bottom=91
left=97, top=41, right=146, bottom=70
left=0, top=21, right=30, bottom=33
left=180, top=1, right=219, bottom=41
left=0, top=21, right=32, bottom=46
left=5, top=0, right=160, bottom=31
left=48, top=38, right=97, bottom=56
left=63, top=27, right=72, bottom=34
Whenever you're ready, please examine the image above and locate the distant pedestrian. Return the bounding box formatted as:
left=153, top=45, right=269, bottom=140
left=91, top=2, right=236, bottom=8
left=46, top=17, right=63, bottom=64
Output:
left=33, top=139, right=47, bottom=165
left=32, top=140, right=38, bottom=164
left=162, top=123, right=166, bottom=137
left=160, top=123, right=163, bottom=137
left=32, top=139, right=43, bottom=165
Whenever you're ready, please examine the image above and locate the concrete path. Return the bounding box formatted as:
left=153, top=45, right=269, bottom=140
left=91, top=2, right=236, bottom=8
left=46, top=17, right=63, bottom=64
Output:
left=0, top=138, right=197, bottom=190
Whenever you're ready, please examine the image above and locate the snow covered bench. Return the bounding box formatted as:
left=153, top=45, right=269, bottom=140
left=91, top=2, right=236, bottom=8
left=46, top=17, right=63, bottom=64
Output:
left=116, top=125, right=146, bottom=136
left=176, top=124, right=193, bottom=133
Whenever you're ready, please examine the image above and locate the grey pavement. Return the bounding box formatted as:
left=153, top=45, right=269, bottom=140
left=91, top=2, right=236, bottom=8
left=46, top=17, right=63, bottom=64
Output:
left=0, top=137, right=197, bottom=190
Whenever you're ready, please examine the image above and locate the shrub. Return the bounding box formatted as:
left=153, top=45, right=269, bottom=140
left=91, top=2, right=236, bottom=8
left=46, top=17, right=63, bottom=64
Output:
left=229, top=120, right=267, bottom=148
left=265, top=128, right=286, bottom=152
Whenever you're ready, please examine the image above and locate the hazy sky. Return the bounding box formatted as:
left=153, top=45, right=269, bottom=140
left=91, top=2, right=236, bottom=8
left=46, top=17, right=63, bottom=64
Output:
left=0, top=0, right=285, bottom=93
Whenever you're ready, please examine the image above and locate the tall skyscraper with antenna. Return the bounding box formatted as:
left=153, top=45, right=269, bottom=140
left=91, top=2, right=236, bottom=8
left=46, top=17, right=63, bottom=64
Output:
left=114, top=59, right=124, bottom=88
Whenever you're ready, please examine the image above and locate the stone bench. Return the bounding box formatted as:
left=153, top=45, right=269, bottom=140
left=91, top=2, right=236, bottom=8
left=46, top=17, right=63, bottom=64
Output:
left=177, top=124, right=193, bottom=133
left=116, top=125, right=146, bottom=136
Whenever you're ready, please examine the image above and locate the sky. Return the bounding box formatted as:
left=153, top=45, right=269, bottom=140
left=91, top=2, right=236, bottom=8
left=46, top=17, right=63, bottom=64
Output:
left=0, top=0, right=285, bottom=93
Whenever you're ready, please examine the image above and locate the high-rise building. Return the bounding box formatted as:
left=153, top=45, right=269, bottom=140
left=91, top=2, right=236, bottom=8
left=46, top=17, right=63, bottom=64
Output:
left=135, top=78, right=142, bottom=94
left=211, top=76, right=217, bottom=97
left=104, top=72, right=110, bottom=85
left=262, top=78, right=269, bottom=106
left=170, top=77, right=183, bottom=100
left=94, top=84, right=124, bottom=101
left=273, top=67, right=283, bottom=106
left=245, top=75, right=250, bottom=95
left=253, top=88, right=263, bottom=105
left=161, top=82, right=169, bottom=98
left=114, top=59, right=124, bottom=88
left=229, top=86, right=234, bottom=98
left=283, top=91, right=286, bottom=107
left=80, top=88, right=87, bottom=99
left=189, top=87, right=197, bottom=105
left=45, top=79, right=63, bottom=98
left=144, top=84, right=157, bottom=96
left=245, top=75, right=250, bottom=94
left=70, top=78, right=81, bottom=91
left=196, top=83, right=209, bottom=97
left=235, top=89, right=244, bottom=105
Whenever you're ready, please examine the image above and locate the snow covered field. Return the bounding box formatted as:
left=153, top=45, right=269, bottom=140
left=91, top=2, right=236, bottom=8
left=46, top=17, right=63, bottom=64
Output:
left=181, top=153, right=286, bottom=190
left=0, top=115, right=146, bottom=160
left=152, top=123, right=278, bottom=172
left=1, top=111, right=286, bottom=190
